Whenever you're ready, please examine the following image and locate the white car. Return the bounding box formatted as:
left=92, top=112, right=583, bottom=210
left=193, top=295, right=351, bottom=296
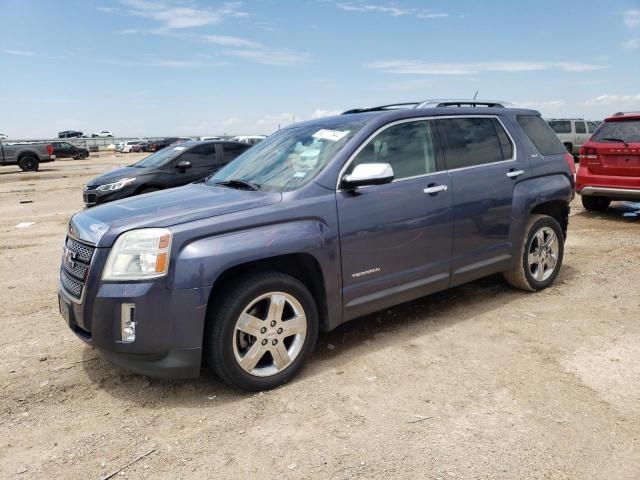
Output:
left=0, top=133, right=8, bottom=140
left=546, top=119, right=599, bottom=155
left=231, top=135, right=266, bottom=145
left=118, top=140, right=144, bottom=153
left=92, top=130, right=114, bottom=138
left=198, top=136, right=223, bottom=141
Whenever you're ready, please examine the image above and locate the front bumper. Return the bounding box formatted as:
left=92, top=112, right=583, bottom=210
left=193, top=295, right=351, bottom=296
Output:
left=58, top=272, right=212, bottom=379
left=83, top=185, right=137, bottom=207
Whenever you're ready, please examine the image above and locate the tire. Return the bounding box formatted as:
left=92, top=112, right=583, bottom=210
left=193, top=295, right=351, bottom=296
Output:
left=18, top=155, right=39, bottom=172
left=204, top=272, right=319, bottom=391
left=563, top=143, right=573, bottom=154
left=503, top=214, right=564, bottom=292
left=581, top=195, right=610, bottom=212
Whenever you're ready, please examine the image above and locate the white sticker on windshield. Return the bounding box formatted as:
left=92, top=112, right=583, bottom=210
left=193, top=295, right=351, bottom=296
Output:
left=293, top=171, right=307, bottom=178
left=173, top=146, right=186, bottom=151
left=312, top=129, right=349, bottom=142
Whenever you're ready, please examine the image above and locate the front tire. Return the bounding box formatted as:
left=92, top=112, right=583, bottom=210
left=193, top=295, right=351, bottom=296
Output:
left=503, top=214, right=564, bottom=292
left=18, top=156, right=39, bottom=172
left=581, top=195, right=610, bottom=211
left=204, top=272, right=319, bottom=391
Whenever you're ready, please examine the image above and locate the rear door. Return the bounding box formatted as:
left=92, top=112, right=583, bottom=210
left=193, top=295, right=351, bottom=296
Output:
left=434, top=116, right=526, bottom=286
left=337, top=119, right=453, bottom=321
left=588, top=119, right=640, bottom=178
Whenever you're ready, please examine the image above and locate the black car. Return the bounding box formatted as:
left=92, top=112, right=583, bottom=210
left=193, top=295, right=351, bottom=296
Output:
left=51, top=141, right=89, bottom=160
left=83, top=141, right=250, bottom=207
left=58, top=130, right=83, bottom=138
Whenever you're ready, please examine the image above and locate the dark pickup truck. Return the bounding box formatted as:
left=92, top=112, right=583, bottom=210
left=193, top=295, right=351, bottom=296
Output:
left=0, top=140, right=56, bottom=171
left=59, top=99, right=575, bottom=391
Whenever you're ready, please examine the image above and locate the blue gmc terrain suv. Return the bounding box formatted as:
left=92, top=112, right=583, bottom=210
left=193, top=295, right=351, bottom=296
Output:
left=58, top=100, right=575, bottom=390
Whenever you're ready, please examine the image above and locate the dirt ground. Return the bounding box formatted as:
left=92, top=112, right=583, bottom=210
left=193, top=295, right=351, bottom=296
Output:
left=1, top=154, right=639, bottom=479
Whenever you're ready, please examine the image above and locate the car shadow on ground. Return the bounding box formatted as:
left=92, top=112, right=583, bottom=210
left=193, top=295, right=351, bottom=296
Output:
left=575, top=201, right=640, bottom=222
left=81, top=267, right=579, bottom=406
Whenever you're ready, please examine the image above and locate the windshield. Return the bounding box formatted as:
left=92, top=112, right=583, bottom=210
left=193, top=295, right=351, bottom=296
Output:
left=207, top=120, right=366, bottom=192
left=591, top=120, right=640, bottom=143
left=133, top=145, right=189, bottom=168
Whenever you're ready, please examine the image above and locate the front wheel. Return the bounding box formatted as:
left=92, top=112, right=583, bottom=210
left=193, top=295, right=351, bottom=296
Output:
left=503, top=214, right=564, bottom=291
left=204, top=272, right=319, bottom=391
left=581, top=195, right=610, bottom=211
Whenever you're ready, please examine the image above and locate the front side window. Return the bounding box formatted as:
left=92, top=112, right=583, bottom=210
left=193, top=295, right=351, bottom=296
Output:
left=549, top=121, right=571, bottom=134
left=345, top=120, right=438, bottom=180
left=180, top=144, right=217, bottom=167
left=132, top=145, right=191, bottom=168
left=436, top=117, right=507, bottom=169
left=575, top=121, right=586, bottom=134
left=222, top=144, right=248, bottom=163
left=209, top=120, right=366, bottom=192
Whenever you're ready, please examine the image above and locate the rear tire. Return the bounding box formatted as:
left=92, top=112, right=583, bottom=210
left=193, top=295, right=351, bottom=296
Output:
left=204, top=272, right=319, bottom=391
left=563, top=143, right=573, bottom=154
left=503, top=214, right=564, bottom=292
left=18, top=156, right=39, bottom=172
left=581, top=196, right=610, bottom=211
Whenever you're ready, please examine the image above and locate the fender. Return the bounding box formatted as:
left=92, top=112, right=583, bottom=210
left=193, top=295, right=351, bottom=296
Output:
left=509, top=173, right=573, bottom=267
left=169, top=218, right=343, bottom=328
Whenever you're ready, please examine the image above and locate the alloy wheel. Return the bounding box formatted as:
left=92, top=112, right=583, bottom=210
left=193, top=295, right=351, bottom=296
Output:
left=527, top=226, right=559, bottom=282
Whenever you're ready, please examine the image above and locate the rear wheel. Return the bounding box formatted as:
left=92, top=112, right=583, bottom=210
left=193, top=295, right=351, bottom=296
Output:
left=204, top=272, right=319, bottom=391
left=18, top=155, right=39, bottom=172
left=503, top=214, right=564, bottom=292
left=581, top=195, right=610, bottom=211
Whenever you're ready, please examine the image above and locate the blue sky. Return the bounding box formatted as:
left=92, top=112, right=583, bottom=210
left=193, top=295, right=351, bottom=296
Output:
left=1, top=0, right=639, bottom=138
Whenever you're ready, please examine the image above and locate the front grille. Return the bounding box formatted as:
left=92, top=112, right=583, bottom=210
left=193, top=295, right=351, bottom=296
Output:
left=60, top=237, right=96, bottom=300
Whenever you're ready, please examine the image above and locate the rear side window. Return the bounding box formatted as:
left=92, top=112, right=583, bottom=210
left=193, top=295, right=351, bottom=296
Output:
left=180, top=143, right=217, bottom=167
left=222, top=144, right=249, bottom=163
left=590, top=120, right=640, bottom=143
left=575, top=122, right=586, bottom=134
left=347, top=120, right=439, bottom=179
left=549, top=121, right=571, bottom=134
left=436, top=117, right=509, bottom=169
left=517, top=116, right=567, bottom=156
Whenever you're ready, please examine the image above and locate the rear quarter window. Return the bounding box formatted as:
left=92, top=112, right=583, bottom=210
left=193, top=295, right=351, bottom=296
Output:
left=517, top=116, right=567, bottom=156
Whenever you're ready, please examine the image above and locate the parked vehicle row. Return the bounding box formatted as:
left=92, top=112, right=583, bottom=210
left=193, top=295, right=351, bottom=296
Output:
left=547, top=118, right=600, bottom=155
left=60, top=99, right=577, bottom=391
left=51, top=141, right=89, bottom=160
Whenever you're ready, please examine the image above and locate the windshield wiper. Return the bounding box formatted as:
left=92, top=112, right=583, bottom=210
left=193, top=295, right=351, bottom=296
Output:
left=600, top=137, right=629, bottom=147
left=214, top=178, right=260, bottom=191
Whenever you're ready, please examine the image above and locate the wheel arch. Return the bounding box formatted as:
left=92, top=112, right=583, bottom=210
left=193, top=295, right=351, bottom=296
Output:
left=530, top=200, right=569, bottom=238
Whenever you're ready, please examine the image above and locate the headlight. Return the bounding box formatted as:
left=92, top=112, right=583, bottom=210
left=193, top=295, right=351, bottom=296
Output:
left=103, top=228, right=172, bottom=281
left=97, top=177, right=136, bottom=192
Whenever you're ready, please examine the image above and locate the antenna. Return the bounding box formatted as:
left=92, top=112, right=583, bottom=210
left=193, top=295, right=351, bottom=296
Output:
left=473, top=90, right=479, bottom=100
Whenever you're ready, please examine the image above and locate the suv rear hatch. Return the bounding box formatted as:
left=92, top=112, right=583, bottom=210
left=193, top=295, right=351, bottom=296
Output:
left=583, top=117, right=640, bottom=177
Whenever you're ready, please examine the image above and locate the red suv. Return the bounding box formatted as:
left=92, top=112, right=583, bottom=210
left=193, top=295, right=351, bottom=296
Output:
left=576, top=112, right=640, bottom=211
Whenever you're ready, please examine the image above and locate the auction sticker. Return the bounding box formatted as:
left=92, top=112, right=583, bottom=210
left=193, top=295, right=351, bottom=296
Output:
left=312, top=129, right=349, bottom=142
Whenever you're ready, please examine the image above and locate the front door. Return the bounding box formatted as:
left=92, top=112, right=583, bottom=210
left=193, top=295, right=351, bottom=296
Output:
left=170, top=143, right=218, bottom=186
left=433, top=116, right=528, bottom=285
left=337, top=119, right=453, bottom=321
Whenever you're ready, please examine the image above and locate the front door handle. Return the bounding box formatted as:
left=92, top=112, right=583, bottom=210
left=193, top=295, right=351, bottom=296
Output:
left=423, top=184, right=448, bottom=195
left=506, top=169, right=525, bottom=178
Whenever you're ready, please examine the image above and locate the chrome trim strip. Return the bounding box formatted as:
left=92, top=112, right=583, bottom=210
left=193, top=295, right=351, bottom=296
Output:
left=580, top=186, right=640, bottom=198
left=336, top=114, right=517, bottom=191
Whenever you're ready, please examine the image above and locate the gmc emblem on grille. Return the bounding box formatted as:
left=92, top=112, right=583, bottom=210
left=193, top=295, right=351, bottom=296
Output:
left=63, top=246, right=77, bottom=268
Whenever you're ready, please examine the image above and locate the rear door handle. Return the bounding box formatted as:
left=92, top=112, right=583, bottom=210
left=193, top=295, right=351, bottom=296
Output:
left=506, top=169, right=525, bottom=178
left=423, top=185, right=448, bottom=195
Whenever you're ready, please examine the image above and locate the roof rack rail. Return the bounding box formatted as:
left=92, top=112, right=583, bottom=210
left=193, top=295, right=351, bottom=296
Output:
left=415, top=99, right=509, bottom=109
left=341, top=102, right=419, bottom=114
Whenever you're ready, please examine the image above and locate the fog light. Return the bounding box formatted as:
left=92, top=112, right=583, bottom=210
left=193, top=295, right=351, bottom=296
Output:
left=121, top=303, right=136, bottom=342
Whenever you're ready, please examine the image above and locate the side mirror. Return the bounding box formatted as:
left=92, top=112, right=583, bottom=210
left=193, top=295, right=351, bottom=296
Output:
left=176, top=160, right=191, bottom=172
left=341, top=163, right=394, bottom=189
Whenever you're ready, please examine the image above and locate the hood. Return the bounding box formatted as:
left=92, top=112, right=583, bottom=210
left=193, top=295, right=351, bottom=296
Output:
left=87, top=166, right=143, bottom=187
left=69, top=183, right=282, bottom=246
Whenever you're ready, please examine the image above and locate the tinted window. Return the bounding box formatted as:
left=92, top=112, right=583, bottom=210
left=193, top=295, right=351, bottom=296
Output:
left=437, top=117, right=505, bottom=169
left=180, top=143, right=217, bottom=167
left=517, top=115, right=567, bottom=156
left=492, top=118, right=514, bottom=160
left=549, top=121, right=571, bottom=134
left=575, top=121, right=586, bottom=134
left=591, top=120, right=640, bottom=143
left=587, top=122, right=598, bottom=133
left=347, top=120, right=438, bottom=179
left=222, top=144, right=248, bottom=163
